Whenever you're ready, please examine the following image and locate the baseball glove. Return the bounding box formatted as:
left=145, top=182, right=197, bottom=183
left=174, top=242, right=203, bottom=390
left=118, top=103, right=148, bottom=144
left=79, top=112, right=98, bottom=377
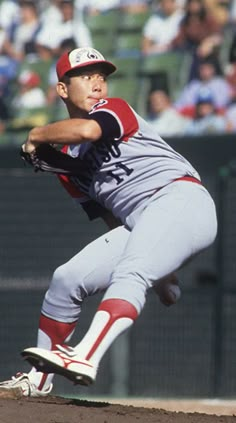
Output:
left=20, top=144, right=87, bottom=175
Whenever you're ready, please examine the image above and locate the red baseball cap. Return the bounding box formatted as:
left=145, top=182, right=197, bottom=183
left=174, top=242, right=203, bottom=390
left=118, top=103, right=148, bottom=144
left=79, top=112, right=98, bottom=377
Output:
left=56, top=47, right=116, bottom=80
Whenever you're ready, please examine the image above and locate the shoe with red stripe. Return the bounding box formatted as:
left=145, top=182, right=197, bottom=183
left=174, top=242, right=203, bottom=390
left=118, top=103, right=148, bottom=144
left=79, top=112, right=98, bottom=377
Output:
left=0, top=373, right=53, bottom=398
left=21, top=346, right=96, bottom=386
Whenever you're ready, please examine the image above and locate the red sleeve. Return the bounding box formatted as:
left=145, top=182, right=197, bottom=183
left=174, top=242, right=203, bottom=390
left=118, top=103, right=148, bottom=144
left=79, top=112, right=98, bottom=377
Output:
left=89, top=97, right=139, bottom=142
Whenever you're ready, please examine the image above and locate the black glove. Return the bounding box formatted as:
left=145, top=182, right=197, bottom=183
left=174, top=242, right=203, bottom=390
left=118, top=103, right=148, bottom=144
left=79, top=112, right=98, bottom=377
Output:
left=20, top=144, right=88, bottom=175
left=20, top=146, right=42, bottom=172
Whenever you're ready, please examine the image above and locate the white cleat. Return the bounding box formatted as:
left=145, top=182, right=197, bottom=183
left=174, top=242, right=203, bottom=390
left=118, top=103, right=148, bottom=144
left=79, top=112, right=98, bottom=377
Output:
left=0, top=372, right=53, bottom=399
left=21, top=346, right=97, bottom=386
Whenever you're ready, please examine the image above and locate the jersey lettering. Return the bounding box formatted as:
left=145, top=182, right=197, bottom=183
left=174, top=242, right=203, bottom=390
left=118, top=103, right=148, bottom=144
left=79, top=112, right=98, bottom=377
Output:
left=77, top=141, right=134, bottom=189
left=83, top=140, right=121, bottom=170
left=107, top=162, right=134, bottom=185
left=95, top=141, right=121, bottom=162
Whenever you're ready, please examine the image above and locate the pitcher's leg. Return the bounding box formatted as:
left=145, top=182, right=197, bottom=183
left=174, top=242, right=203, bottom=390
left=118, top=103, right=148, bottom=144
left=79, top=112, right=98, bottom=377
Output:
left=21, top=183, right=217, bottom=386
left=66, top=183, right=217, bottom=379
left=68, top=184, right=216, bottom=373
left=42, top=225, right=130, bottom=322
left=22, top=226, right=130, bottom=393
left=103, top=182, right=217, bottom=312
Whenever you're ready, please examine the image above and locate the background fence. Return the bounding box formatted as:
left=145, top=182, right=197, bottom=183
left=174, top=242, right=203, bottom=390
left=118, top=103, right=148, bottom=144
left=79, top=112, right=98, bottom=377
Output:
left=0, top=134, right=236, bottom=399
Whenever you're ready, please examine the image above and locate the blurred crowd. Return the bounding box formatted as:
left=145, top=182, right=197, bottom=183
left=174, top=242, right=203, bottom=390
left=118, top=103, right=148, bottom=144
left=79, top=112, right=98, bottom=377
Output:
left=0, top=0, right=236, bottom=140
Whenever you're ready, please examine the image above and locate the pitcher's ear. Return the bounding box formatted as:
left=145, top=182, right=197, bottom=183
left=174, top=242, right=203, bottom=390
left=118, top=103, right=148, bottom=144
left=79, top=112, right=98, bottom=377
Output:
left=56, top=81, right=68, bottom=99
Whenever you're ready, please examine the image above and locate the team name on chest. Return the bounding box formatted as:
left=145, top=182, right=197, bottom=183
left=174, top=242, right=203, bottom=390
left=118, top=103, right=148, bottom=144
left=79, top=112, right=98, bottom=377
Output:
left=83, top=139, right=122, bottom=170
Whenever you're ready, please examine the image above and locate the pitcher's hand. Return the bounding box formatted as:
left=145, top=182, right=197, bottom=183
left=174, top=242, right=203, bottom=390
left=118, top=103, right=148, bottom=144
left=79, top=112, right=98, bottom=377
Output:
left=22, top=140, right=39, bottom=154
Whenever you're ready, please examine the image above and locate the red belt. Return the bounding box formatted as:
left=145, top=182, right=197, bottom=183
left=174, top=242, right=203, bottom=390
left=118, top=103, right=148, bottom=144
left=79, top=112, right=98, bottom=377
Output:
left=154, top=175, right=202, bottom=196
left=174, top=175, right=202, bottom=185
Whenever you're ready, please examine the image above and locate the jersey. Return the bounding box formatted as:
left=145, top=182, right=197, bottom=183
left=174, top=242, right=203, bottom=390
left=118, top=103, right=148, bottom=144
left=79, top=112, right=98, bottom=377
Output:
left=61, top=97, right=200, bottom=224
left=58, top=172, right=107, bottom=221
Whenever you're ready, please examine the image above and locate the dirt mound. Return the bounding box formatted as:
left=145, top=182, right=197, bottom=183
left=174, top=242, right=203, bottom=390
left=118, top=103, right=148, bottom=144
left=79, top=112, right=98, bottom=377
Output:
left=0, top=396, right=235, bottom=423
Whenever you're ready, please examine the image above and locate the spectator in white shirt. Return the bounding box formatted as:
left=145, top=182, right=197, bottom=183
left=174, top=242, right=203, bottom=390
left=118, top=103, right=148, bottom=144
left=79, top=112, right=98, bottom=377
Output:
left=0, top=0, right=19, bottom=33
left=12, top=69, right=47, bottom=110
left=3, top=0, right=41, bottom=61
left=40, top=1, right=63, bottom=26
left=141, top=0, right=184, bottom=55
left=10, top=69, right=49, bottom=129
left=36, top=0, right=92, bottom=54
left=146, top=88, right=190, bottom=136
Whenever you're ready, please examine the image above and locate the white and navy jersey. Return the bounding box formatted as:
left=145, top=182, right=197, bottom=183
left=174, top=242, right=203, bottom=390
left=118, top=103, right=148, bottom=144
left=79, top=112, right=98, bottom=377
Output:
left=62, top=98, right=200, bottom=223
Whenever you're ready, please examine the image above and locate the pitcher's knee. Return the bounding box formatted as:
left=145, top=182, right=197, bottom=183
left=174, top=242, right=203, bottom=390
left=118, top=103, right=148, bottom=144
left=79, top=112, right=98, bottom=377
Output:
left=51, top=264, right=74, bottom=292
left=47, top=263, right=86, bottom=306
left=42, top=264, right=85, bottom=321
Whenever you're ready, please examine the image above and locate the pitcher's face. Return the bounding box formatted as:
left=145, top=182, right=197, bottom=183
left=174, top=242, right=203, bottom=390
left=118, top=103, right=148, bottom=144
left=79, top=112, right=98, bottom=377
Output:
left=57, top=66, right=108, bottom=113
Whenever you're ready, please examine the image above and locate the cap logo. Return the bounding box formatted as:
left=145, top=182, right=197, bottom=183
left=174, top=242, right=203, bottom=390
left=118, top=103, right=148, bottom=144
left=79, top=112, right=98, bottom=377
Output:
left=56, top=47, right=116, bottom=79
left=69, top=48, right=105, bottom=68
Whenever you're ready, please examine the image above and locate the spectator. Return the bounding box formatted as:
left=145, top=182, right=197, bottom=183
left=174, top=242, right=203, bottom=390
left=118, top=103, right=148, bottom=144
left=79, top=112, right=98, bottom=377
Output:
left=225, top=99, right=236, bottom=132
left=2, top=0, right=42, bottom=61
left=34, top=40, right=54, bottom=62
left=0, top=27, right=19, bottom=109
left=40, top=0, right=63, bottom=26
left=224, top=98, right=236, bottom=132
left=171, top=0, right=223, bottom=80
left=146, top=88, right=190, bottom=136
left=0, top=0, right=19, bottom=34
left=224, top=32, right=236, bottom=99
left=9, top=69, right=49, bottom=129
left=229, top=31, right=236, bottom=64
left=220, top=27, right=236, bottom=133
left=204, top=0, right=230, bottom=27
left=0, top=53, right=18, bottom=97
left=175, top=56, right=233, bottom=116
left=229, top=0, right=236, bottom=23
left=184, top=88, right=229, bottom=134
left=36, top=0, right=93, bottom=54
left=141, top=0, right=184, bottom=55
left=12, top=69, right=47, bottom=109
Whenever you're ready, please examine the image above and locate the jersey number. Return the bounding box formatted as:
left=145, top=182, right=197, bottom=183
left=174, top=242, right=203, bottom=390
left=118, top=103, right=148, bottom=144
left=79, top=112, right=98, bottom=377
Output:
left=107, top=162, right=134, bottom=184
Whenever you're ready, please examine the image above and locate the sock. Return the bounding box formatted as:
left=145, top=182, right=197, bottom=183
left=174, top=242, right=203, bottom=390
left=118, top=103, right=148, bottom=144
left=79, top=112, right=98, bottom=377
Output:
left=74, top=299, right=138, bottom=367
left=29, top=314, right=77, bottom=391
left=37, top=314, right=77, bottom=350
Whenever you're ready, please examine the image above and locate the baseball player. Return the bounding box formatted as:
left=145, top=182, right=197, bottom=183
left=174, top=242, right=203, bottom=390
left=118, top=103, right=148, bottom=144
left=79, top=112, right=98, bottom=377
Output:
left=0, top=47, right=217, bottom=397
